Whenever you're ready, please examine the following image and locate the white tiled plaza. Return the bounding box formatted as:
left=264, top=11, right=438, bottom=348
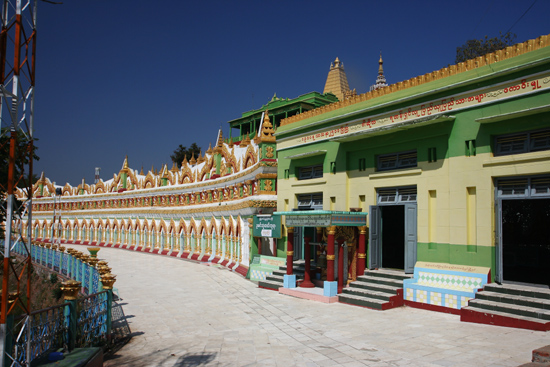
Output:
left=68, top=245, right=549, bottom=367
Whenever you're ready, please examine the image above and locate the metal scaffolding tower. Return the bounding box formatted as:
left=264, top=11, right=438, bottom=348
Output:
left=1, top=0, right=37, bottom=365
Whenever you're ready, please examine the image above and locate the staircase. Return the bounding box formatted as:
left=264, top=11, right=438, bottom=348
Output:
left=338, top=269, right=412, bottom=310
left=258, top=261, right=305, bottom=291
left=461, top=283, right=550, bottom=331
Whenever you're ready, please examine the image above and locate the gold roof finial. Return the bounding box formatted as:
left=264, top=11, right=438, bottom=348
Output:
left=206, top=143, right=213, bottom=155
left=217, top=129, right=224, bottom=147
left=140, top=166, right=144, bottom=175
left=197, top=150, right=205, bottom=164
left=171, top=161, right=178, bottom=172
left=189, top=152, right=197, bottom=165
left=256, top=109, right=276, bottom=143
left=379, top=52, right=384, bottom=75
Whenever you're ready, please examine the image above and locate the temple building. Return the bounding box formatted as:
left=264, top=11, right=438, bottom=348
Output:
left=272, top=34, right=550, bottom=329
left=18, top=92, right=337, bottom=275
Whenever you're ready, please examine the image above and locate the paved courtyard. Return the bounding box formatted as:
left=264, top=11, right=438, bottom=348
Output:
left=67, top=245, right=549, bottom=366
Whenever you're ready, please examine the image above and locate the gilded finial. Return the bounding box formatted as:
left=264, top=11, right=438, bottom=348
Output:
left=189, top=152, right=197, bottom=165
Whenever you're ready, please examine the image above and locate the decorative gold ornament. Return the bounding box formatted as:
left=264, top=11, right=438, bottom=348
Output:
left=100, top=273, right=117, bottom=290
left=61, top=280, right=81, bottom=300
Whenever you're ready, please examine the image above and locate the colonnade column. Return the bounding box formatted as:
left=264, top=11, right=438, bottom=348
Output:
left=323, top=226, right=337, bottom=297
left=337, top=238, right=346, bottom=293
left=283, top=226, right=296, bottom=288
left=300, top=236, right=314, bottom=288
left=357, top=226, right=367, bottom=276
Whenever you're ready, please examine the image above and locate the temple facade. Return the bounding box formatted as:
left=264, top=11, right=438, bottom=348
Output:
left=18, top=91, right=339, bottom=275
left=275, top=34, right=550, bottom=304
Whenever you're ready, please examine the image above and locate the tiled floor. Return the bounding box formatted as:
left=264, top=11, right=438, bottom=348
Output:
left=65, top=244, right=549, bottom=367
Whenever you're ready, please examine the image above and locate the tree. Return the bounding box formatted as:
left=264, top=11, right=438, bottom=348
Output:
left=170, top=142, right=201, bottom=168
left=0, top=129, right=39, bottom=237
left=455, top=32, right=516, bottom=64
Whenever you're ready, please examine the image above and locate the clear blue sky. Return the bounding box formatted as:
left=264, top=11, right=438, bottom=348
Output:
left=34, top=0, right=550, bottom=186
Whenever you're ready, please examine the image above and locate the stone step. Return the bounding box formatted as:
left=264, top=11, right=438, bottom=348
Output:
left=338, top=293, right=387, bottom=310
left=363, top=269, right=413, bottom=281
left=354, top=275, right=405, bottom=289
left=483, top=283, right=550, bottom=300
left=272, top=269, right=305, bottom=277
left=341, top=287, right=393, bottom=302
left=461, top=305, right=550, bottom=331
left=476, top=291, right=550, bottom=310
left=265, top=274, right=284, bottom=282
left=467, top=298, right=550, bottom=321
left=348, top=281, right=401, bottom=295
left=258, top=280, right=281, bottom=291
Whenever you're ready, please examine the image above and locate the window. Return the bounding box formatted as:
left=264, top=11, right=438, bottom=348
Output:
left=496, top=176, right=550, bottom=198
left=377, top=187, right=417, bottom=204
left=428, top=147, right=437, bottom=163
left=495, top=129, right=550, bottom=156
left=298, top=165, right=323, bottom=180
left=359, top=158, right=366, bottom=171
left=377, top=150, right=417, bottom=171
left=465, top=140, right=476, bottom=157
left=297, top=193, right=323, bottom=210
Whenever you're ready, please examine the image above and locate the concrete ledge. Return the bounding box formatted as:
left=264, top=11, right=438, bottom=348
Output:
left=279, top=287, right=338, bottom=303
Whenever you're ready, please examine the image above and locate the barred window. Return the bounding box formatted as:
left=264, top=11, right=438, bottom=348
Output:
left=495, top=129, right=550, bottom=156
left=377, top=150, right=417, bottom=171
left=298, top=165, right=323, bottom=180
left=297, top=193, right=323, bottom=210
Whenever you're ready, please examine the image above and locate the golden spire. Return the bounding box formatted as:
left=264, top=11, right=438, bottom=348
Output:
left=197, top=150, right=205, bottom=164
left=378, top=52, right=384, bottom=75
left=182, top=155, right=188, bottom=167
left=256, top=109, right=276, bottom=143
left=171, top=161, right=178, bottom=172
left=140, top=166, right=144, bottom=175
left=323, top=57, right=351, bottom=101
left=189, top=152, right=197, bottom=165
left=206, top=143, right=213, bottom=155
left=121, top=155, right=129, bottom=174
left=217, top=129, right=224, bottom=147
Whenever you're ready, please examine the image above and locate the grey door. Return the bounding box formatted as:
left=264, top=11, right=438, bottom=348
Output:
left=404, top=203, right=417, bottom=273
left=368, top=205, right=381, bottom=269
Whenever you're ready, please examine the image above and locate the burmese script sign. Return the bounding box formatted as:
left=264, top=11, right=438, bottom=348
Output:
left=253, top=215, right=282, bottom=238
left=285, top=214, right=332, bottom=227
left=278, top=72, right=550, bottom=150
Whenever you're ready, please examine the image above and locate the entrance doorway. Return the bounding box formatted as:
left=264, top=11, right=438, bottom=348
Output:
left=496, top=176, right=550, bottom=287
left=501, top=198, right=550, bottom=286
left=369, top=187, right=417, bottom=273
left=381, top=206, right=405, bottom=270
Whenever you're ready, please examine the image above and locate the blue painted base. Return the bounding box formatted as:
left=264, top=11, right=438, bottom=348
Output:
left=283, top=274, right=296, bottom=288
left=324, top=281, right=337, bottom=297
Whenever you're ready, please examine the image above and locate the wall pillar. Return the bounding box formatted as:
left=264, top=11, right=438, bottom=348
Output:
left=284, top=226, right=296, bottom=288
left=337, top=238, right=346, bottom=293
left=357, top=226, right=367, bottom=276
left=324, top=226, right=337, bottom=297
left=300, top=236, right=315, bottom=288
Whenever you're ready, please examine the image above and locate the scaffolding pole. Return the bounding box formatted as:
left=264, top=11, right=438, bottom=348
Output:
left=1, top=1, right=37, bottom=366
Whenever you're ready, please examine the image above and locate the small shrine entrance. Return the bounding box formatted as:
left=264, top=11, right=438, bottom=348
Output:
left=276, top=210, right=368, bottom=295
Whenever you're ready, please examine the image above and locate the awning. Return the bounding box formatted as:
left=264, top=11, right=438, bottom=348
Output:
left=274, top=210, right=368, bottom=227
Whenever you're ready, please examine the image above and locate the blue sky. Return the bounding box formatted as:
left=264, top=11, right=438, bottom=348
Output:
left=33, top=0, right=550, bottom=186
